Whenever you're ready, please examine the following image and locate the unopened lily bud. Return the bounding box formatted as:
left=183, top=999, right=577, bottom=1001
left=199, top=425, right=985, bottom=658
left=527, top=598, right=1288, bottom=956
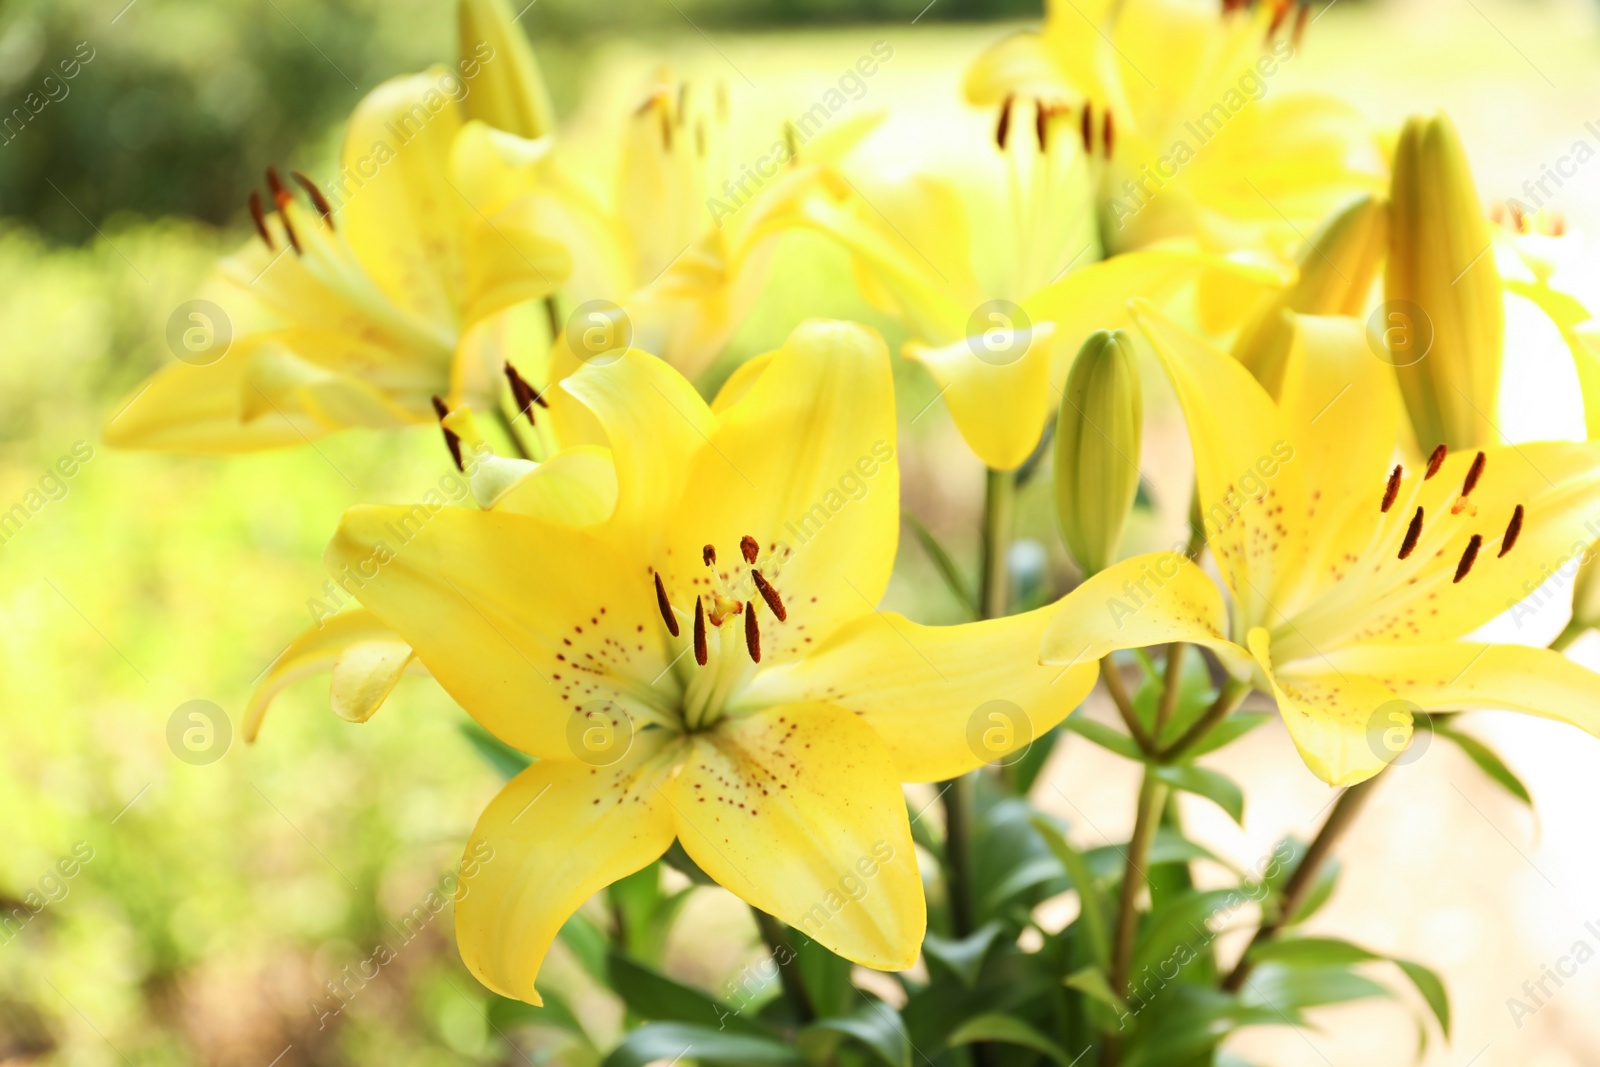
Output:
left=440, top=408, right=536, bottom=508
left=1054, top=330, right=1141, bottom=576
left=1234, top=194, right=1388, bottom=397
left=1387, top=113, right=1502, bottom=451
left=458, top=0, right=556, bottom=140
left=1570, top=551, right=1600, bottom=635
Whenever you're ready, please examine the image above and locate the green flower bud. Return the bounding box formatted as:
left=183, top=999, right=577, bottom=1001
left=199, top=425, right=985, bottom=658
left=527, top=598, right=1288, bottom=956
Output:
left=458, top=0, right=556, bottom=140
left=1387, top=112, right=1502, bottom=451
left=1054, top=330, right=1142, bottom=576
left=1570, top=551, right=1600, bottom=635
left=1233, top=193, right=1388, bottom=398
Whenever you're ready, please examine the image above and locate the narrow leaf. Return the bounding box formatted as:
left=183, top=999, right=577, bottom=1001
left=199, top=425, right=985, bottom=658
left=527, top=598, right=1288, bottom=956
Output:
left=1063, top=715, right=1145, bottom=761
left=602, top=1023, right=802, bottom=1067
left=1030, top=815, right=1110, bottom=967
left=803, top=1003, right=912, bottom=1067
left=904, top=513, right=978, bottom=617
left=1434, top=724, right=1532, bottom=806
left=1153, top=764, right=1245, bottom=825
left=946, top=1013, right=1076, bottom=1067
left=459, top=721, right=533, bottom=779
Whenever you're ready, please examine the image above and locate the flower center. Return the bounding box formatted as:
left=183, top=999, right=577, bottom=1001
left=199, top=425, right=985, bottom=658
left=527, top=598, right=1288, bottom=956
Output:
left=1274, top=445, right=1526, bottom=659
left=992, top=95, right=1101, bottom=298
left=648, top=532, right=794, bottom=731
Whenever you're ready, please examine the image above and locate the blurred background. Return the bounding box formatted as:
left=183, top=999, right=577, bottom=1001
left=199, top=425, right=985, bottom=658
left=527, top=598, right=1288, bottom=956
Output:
left=7, top=0, right=1600, bottom=1064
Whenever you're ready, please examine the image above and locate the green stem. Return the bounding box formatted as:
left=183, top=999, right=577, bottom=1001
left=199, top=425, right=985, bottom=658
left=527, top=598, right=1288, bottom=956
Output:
left=752, top=908, right=815, bottom=1024
left=942, top=775, right=977, bottom=938
left=1220, top=769, right=1385, bottom=993
left=492, top=405, right=535, bottom=461
left=1156, top=678, right=1248, bottom=762
left=1100, top=656, right=1155, bottom=756
left=1155, top=644, right=1185, bottom=742
left=979, top=468, right=1015, bottom=620
left=1110, top=770, right=1167, bottom=997
left=1552, top=619, right=1587, bottom=652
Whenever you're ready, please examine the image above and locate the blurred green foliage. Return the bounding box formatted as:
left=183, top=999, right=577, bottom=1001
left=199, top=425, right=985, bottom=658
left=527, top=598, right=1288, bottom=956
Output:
left=0, top=0, right=1040, bottom=243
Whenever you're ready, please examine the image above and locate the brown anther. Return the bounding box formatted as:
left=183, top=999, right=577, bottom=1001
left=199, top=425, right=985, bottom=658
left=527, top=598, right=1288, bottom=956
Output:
left=1034, top=101, right=1049, bottom=153
left=995, top=95, right=1014, bottom=151
left=1453, top=533, right=1483, bottom=583
left=1268, top=0, right=1291, bottom=38
left=655, top=573, right=680, bottom=638
left=1423, top=444, right=1446, bottom=479
left=752, top=570, right=787, bottom=622
left=702, top=544, right=717, bottom=566
left=248, top=190, right=274, bottom=249
left=1498, top=504, right=1524, bottom=557
left=1398, top=506, right=1424, bottom=559
left=1461, top=451, right=1487, bottom=496
left=740, top=535, right=759, bottom=565
left=293, top=171, right=334, bottom=226
left=660, top=105, right=673, bottom=153
left=1291, top=1, right=1311, bottom=46
left=264, top=166, right=287, bottom=201
left=1101, top=109, right=1114, bottom=159
left=503, top=361, right=547, bottom=418
left=744, top=601, right=761, bottom=663
left=1080, top=103, right=1093, bottom=154
left=1381, top=464, right=1402, bottom=512
left=693, top=596, right=708, bottom=665
left=431, top=395, right=463, bottom=471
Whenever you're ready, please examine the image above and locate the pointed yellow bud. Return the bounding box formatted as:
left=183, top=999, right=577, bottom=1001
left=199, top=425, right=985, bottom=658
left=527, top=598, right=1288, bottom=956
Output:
left=458, top=0, right=555, bottom=140
left=1054, top=330, right=1142, bottom=576
left=1234, top=193, right=1388, bottom=397
left=1387, top=112, right=1502, bottom=451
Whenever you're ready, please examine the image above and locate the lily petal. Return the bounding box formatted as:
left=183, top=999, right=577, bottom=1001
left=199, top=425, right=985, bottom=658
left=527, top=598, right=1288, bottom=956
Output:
left=664, top=321, right=900, bottom=659
left=673, top=703, right=924, bottom=970
left=1247, top=627, right=1400, bottom=787
left=1041, top=551, right=1253, bottom=676
left=905, top=325, right=1056, bottom=472
left=1131, top=301, right=1306, bottom=631
left=245, top=609, right=421, bottom=741
left=744, top=603, right=1097, bottom=782
left=325, top=506, right=672, bottom=757
left=456, top=733, right=679, bottom=1004
left=491, top=445, right=619, bottom=524
left=1315, top=641, right=1600, bottom=737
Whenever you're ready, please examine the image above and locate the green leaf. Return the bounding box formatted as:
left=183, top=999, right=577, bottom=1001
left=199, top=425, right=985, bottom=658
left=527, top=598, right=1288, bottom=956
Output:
left=1030, top=815, right=1110, bottom=968
left=1065, top=966, right=1125, bottom=1012
left=458, top=721, right=533, bottom=779
left=1246, top=937, right=1449, bottom=1038
left=1131, top=888, right=1238, bottom=978
left=904, top=513, right=977, bottom=618
left=1183, top=712, right=1275, bottom=759
left=1242, top=963, right=1393, bottom=1013
left=1063, top=715, right=1144, bottom=761
left=1009, top=725, right=1061, bottom=794
left=802, top=1002, right=912, bottom=1067
left=556, top=912, right=608, bottom=981
left=602, top=1023, right=802, bottom=1067
left=661, top=841, right=716, bottom=885
left=923, top=923, right=1004, bottom=988
left=1153, top=764, right=1245, bottom=825
left=1395, top=958, right=1452, bottom=1039
left=605, top=952, right=765, bottom=1036
left=945, top=1013, right=1077, bottom=1067
left=1434, top=723, right=1532, bottom=807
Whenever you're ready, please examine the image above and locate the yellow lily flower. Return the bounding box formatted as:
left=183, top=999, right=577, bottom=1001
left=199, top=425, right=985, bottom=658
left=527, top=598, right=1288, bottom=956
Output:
left=106, top=41, right=569, bottom=452
left=1043, top=303, right=1600, bottom=786
left=522, top=73, right=875, bottom=383
left=792, top=96, right=1283, bottom=470
left=318, top=321, right=1096, bottom=1002
left=964, top=0, right=1386, bottom=256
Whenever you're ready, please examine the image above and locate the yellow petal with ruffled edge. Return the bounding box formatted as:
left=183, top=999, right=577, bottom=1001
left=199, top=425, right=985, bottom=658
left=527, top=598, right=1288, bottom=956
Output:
left=1040, top=552, right=1253, bottom=676
left=245, top=610, right=421, bottom=741
left=1130, top=301, right=1305, bottom=633
left=662, top=321, right=900, bottom=660
left=1314, top=641, right=1600, bottom=738
left=743, top=603, right=1096, bottom=782
left=906, top=325, right=1056, bottom=472
left=1247, top=627, right=1399, bottom=787
left=455, top=732, right=680, bottom=1004
left=672, top=703, right=924, bottom=970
